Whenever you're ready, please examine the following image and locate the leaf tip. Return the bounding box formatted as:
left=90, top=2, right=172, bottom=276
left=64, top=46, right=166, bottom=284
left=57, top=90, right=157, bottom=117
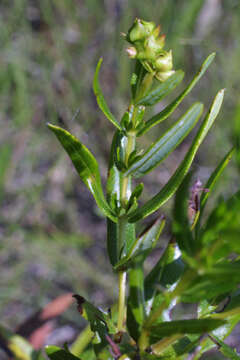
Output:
left=47, top=123, right=61, bottom=134
left=97, top=57, right=103, bottom=68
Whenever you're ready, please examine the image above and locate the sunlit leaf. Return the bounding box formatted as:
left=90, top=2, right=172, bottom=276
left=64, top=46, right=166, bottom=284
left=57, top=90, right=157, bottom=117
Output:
left=136, top=70, right=184, bottom=106
left=126, top=103, right=203, bottom=178
left=148, top=319, right=226, bottom=345
left=93, top=58, right=121, bottom=130
left=48, top=124, right=117, bottom=223
left=128, top=89, right=224, bottom=222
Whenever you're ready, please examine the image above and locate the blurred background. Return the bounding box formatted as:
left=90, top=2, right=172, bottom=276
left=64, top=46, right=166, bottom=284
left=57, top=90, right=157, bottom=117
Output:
left=0, top=0, right=240, bottom=357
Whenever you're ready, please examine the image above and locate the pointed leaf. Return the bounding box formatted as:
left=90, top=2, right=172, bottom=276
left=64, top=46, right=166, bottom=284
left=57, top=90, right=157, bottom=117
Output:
left=136, top=70, right=184, bottom=106
left=138, top=53, right=216, bottom=136
left=72, top=295, right=116, bottom=335
left=128, top=89, right=225, bottom=222
left=149, top=319, right=226, bottom=345
left=126, top=103, right=203, bottom=178
left=93, top=58, right=121, bottom=130
left=46, top=346, right=81, bottom=360
left=48, top=124, right=117, bottom=223
left=114, top=216, right=165, bottom=270
left=198, top=147, right=235, bottom=222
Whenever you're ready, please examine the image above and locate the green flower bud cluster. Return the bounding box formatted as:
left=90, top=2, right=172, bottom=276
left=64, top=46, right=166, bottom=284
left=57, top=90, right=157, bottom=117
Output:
left=126, top=18, right=175, bottom=82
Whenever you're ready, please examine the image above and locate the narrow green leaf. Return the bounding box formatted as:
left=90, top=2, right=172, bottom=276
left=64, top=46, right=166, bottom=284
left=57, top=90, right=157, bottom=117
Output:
left=127, top=183, right=144, bottom=206
left=210, top=336, right=240, bottom=359
left=138, top=53, right=216, bottom=136
left=173, top=172, right=194, bottom=255
left=46, top=346, right=81, bottom=360
left=72, top=294, right=116, bottom=335
left=149, top=319, right=226, bottom=345
left=126, top=103, right=203, bottom=178
left=93, top=58, right=121, bottom=130
left=48, top=124, right=117, bottom=223
left=128, top=89, right=224, bottom=222
left=136, top=70, right=184, bottom=106
left=127, top=260, right=145, bottom=341
left=144, top=244, right=184, bottom=315
left=181, top=270, right=240, bottom=303
left=199, top=147, right=235, bottom=220
left=114, top=216, right=165, bottom=270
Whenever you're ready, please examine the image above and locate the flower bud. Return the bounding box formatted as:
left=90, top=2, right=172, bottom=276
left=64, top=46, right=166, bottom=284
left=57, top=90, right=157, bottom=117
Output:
left=143, top=35, right=164, bottom=60
left=155, top=50, right=173, bottom=72
left=126, top=19, right=175, bottom=83
left=126, top=46, right=137, bottom=59
left=127, top=18, right=155, bottom=43
left=155, top=70, right=175, bottom=82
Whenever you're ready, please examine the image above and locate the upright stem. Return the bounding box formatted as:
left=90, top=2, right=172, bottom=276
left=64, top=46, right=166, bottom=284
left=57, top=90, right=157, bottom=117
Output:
left=117, top=119, right=136, bottom=333
left=116, top=72, right=153, bottom=332
left=117, top=270, right=127, bottom=331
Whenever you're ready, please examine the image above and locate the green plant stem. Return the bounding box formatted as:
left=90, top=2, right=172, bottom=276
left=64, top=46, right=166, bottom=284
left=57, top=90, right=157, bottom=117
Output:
left=117, top=112, right=137, bottom=332
left=71, top=325, right=93, bottom=356
left=117, top=270, right=127, bottom=331
left=135, top=72, right=154, bottom=103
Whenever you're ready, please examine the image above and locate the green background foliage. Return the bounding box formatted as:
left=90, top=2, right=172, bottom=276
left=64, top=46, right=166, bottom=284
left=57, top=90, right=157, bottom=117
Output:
left=0, top=0, right=240, bottom=358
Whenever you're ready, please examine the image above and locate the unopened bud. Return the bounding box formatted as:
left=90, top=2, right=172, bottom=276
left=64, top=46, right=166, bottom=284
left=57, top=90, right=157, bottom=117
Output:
left=127, top=18, right=155, bottom=43
left=155, top=70, right=175, bottom=82
left=155, top=50, right=173, bottom=72
left=126, top=46, right=137, bottom=58
left=144, top=35, right=163, bottom=60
